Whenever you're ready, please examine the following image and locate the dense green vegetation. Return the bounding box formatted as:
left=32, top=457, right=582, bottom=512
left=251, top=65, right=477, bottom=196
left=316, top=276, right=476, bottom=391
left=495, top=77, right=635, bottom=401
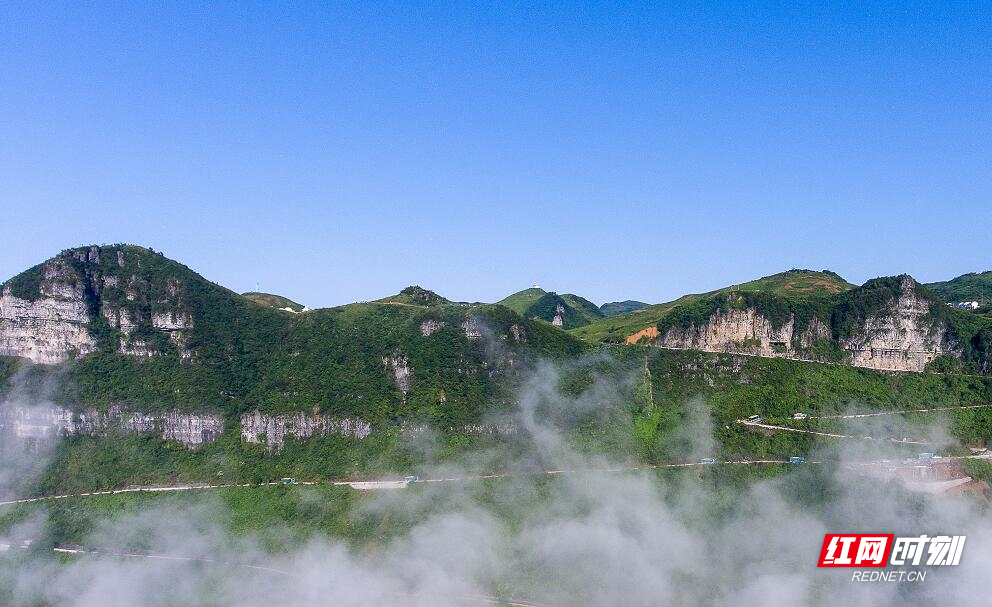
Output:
left=522, top=292, right=590, bottom=329
left=599, top=300, right=649, bottom=316
left=496, top=287, right=547, bottom=315
left=0, top=465, right=799, bottom=571
left=4, top=262, right=46, bottom=301
left=0, top=462, right=856, bottom=555
left=0, top=246, right=587, bottom=420
left=496, top=287, right=604, bottom=328
left=6, top=344, right=992, bottom=495
left=637, top=348, right=992, bottom=462
left=559, top=294, right=603, bottom=321
left=926, top=271, right=992, bottom=304
left=0, top=459, right=943, bottom=573
left=3, top=247, right=992, bottom=504
left=4, top=300, right=586, bottom=417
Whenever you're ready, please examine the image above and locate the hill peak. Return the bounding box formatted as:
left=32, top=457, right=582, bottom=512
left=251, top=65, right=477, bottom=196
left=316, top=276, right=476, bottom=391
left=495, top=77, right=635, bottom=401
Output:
left=375, top=285, right=450, bottom=306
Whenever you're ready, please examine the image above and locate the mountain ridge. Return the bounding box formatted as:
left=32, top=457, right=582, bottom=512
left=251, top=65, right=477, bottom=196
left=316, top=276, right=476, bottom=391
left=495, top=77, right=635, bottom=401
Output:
left=571, top=269, right=857, bottom=343
left=1, top=245, right=991, bottom=495
left=2, top=248, right=989, bottom=376
left=926, top=271, right=992, bottom=306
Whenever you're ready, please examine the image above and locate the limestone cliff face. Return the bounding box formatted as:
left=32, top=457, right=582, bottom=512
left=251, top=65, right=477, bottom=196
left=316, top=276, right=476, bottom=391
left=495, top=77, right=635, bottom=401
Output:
left=382, top=352, right=413, bottom=395
left=0, top=404, right=378, bottom=450
left=400, top=420, right=518, bottom=437
left=461, top=318, right=482, bottom=339
left=0, top=256, right=99, bottom=363
left=420, top=319, right=445, bottom=336
left=0, top=246, right=195, bottom=363
left=240, top=409, right=372, bottom=449
left=653, top=277, right=954, bottom=373
left=0, top=404, right=223, bottom=447
left=840, top=276, right=950, bottom=372
left=658, top=307, right=829, bottom=358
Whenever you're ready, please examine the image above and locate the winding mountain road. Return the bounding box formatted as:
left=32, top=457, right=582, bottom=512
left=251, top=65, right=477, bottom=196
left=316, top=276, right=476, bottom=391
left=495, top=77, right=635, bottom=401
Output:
left=736, top=419, right=933, bottom=444
left=5, top=402, right=989, bottom=507
left=0, top=459, right=806, bottom=507
left=807, top=403, right=992, bottom=419
left=736, top=403, right=992, bottom=444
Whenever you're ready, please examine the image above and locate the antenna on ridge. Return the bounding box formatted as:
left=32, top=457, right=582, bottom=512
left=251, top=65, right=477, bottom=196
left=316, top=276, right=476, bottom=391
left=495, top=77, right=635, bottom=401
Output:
left=255, top=281, right=260, bottom=292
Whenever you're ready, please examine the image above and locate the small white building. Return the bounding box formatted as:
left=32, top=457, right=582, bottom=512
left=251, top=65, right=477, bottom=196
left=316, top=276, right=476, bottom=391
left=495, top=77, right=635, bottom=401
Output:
left=950, top=301, right=980, bottom=310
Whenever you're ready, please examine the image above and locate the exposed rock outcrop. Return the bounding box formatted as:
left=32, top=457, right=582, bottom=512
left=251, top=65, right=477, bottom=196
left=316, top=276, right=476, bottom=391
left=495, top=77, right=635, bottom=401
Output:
left=420, top=319, right=445, bottom=336
left=658, top=307, right=829, bottom=358
left=0, top=404, right=223, bottom=447
left=382, top=352, right=413, bottom=395
left=841, top=276, right=949, bottom=372
left=459, top=422, right=517, bottom=436
left=240, top=410, right=372, bottom=449
left=0, top=247, right=196, bottom=363
left=461, top=318, right=482, bottom=339
left=0, top=286, right=98, bottom=364
left=398, top=420, right=518, bottom=437
left=651, top=277, right=954, bottom=373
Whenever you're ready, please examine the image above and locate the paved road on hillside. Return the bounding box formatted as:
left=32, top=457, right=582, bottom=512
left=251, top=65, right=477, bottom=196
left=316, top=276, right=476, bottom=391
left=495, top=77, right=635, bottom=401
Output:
left=0, top=459, right=805, bottom=507
left=650, top=345, right=991, bottom=378
left=807, top=403, right=992, bottom=419
left=6, top=403, right=991, bottom=507
left=736, top=419, right=934, bottom=444
left=737, top=403, right=992, bottom=443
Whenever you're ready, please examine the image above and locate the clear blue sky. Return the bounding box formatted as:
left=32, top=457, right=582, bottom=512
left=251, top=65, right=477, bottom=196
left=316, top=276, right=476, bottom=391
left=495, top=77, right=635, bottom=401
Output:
left=1, top=2, right=989, bottom=308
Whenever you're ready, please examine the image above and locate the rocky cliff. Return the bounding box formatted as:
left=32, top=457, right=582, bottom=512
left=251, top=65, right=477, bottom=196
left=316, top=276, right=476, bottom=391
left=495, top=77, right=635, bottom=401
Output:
left=0, top=253, right=101, bottom=363
left=652, top=276, right=957, bottom=372
left=0, top=403, right=383, bottom=450
left=658, top=307, right=830, bottom=358
left=840, top=276, right=950, bottom=371
left=0, top=404, right=224, bottom=447
left=240, top=410, right=372, bottom=449
left=0, top=287, right=97, bottom=364
left=0, top=246, right=197, bottom=363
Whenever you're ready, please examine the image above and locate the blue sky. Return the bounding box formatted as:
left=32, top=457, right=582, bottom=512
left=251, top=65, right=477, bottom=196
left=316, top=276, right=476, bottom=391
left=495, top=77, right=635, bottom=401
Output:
left=1, top=2, right=989, bottom=308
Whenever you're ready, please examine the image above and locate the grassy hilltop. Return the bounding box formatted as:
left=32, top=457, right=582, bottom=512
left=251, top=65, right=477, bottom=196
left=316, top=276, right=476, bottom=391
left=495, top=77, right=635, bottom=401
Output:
left=242, top=292, right=306, bottom=312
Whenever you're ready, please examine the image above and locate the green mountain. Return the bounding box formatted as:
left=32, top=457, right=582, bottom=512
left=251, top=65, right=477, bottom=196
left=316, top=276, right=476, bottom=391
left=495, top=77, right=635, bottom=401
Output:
left=497, top=287, right=604, bottom=329
left=560, top=294, right=603, bottom=322
left=600, top=300, right=649, bottom=317
left=0, top=245, right=602, bottom=493
left=625, top=274, right=991, bottom=375
left=926, top=271, right=992, bottom=306
left=496, top=287, right=547, bottom=315
left=7, top=249, right=992, bottom=599
left=374, top=285, right=450, bottom=306
left=2, top=249, right=992, bottom=498
left=0, top=244, right=586, bottom=414
left=571, top=269, right=856, bottom=342
left=242, top=291, right=306, bottom=312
